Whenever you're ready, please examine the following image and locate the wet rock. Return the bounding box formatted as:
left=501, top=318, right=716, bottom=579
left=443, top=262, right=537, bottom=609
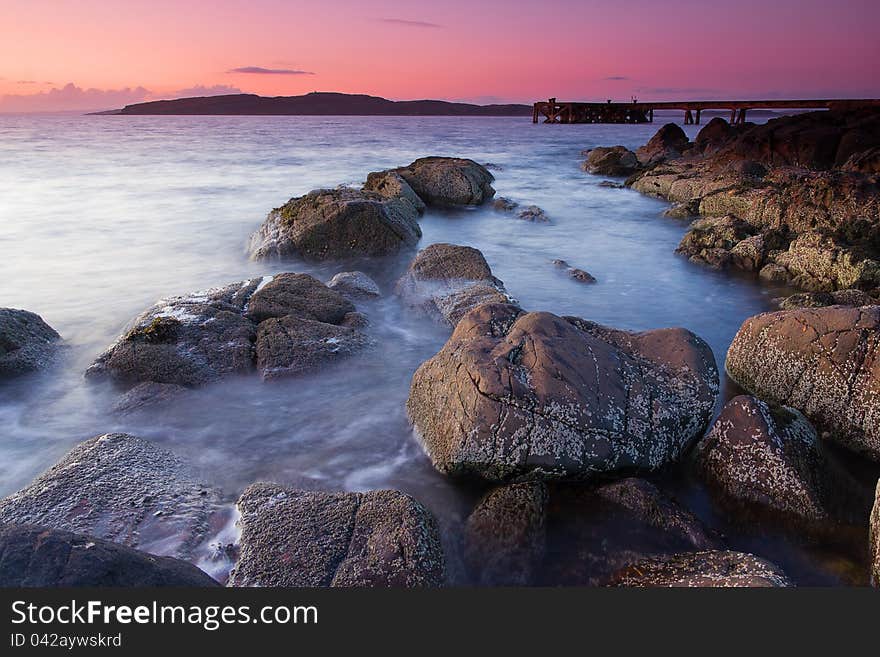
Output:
left=696, top=395, right=868, bottom=527
left=552, top=259, right=595, bottom=283
left=112, top=381, right=189, bottom=414
left=663, top=200, right=699, bottom=218
left=517, top=205, right=550, bottom=222
left=248, top=187, right=421, bottom=260
left=395, top=243, right=510, bottom=326
left=363, top=170, right=426, bottom=215
left=676, top=216, right=755, bottom=269
left=759, top=263, right=791, bottom=283
left=635, top=123, right=690, bottom=166
left=255, top=315, right=369, bottom=380
left=726, top=305, right=880, bottom=459
left=327, top=271, right=381, bottom=300
left=0, top=308, right=62, bottom=378
left=228, top=484, right=444, bottom=587
left=0, top=433, right=223, bottom=561
left=607, top=551, right=791, bottom=587
left=245, top=273, right=354, bottom=323
left=778, top=288, right=875, bottom=310
left=463, top=482, right=548, bottom=586
left=729, top=234, right=768, bottom=271
left=582, top=146, right=639, bottom=176
left=0, top=525, right=219, bottom=587
left=598, top=180, right=625, bottom=189
left=492, top=197, right=519, bottom=212
left=389, top=157, right=495, bottom=207
left=407, top=303, right=718, bottom=482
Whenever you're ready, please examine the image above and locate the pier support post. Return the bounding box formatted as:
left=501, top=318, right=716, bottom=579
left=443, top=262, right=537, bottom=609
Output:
left=695, top=109, right=701, bottom=125
left=684, top=109, right=694, bottom=125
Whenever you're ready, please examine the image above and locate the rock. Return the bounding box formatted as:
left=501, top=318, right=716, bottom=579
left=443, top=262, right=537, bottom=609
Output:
left=676, top=216, right=755, bottom=269
left=729, top=234, right=767, bottom=271
left=86, top=279, right=260, bottom=388
left=772, top=233, right=880, bottom=292
left=695, top=117, right=737, bottom=154
left=0, top=524, right=219, bottom=587
left=407, top=303, right=718, bottom=482
left=608, top=551, right=791, bottom=587
left=248, top=187, right=421, bottom=260
left=492, top=197, right=519, bottom=212
left=517, top=205, right=550, bottom=222
left=843, top=146, right=880, bottom=174
left=112, top=381, right=189, bottom=414
left=635, top=123, right=690, bottom=165
left=582, top=146, right=639, bottom=176
left=777, top=289, right=874, bottom=310
left=552, top=259, right=595, bottom=283
left=0, top=434, right=223, bottom=561
left=228, top=484, right=444, bottom=587
left=598, top=180, right=625, bottom=189
left=255, top=315, right=369, bottom=380
left=663, top=200, right=699, bottom=218
left=696, top=395, right=867, bottom=527
left=326, top=271, right=381, bottom=300
left=245, top=273, right=354, bottom=323
left=389, top=157, right=495, bottom=207
left=0, top=308, right=61, bottom=378
left=871, top=482, right=880, bottom=585
left=363, top=170, right=426, bottom=214
left=726, top=305, right=880, bottom=459
left=396, top=243, right=510, bottom=326
left=463, top=482, right=548, bottom=586
left=759, top=263, right=791, bottom=283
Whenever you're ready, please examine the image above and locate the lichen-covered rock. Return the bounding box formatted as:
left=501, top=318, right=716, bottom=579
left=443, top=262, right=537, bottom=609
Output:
left=326, top=271, right=381, bottom=300
left=772, top=233, right=880, bottom=292
left=676, top=216, right=755, bottom=269
left=248, top=187, right=421, bottom=260
left=245, top=273, right=354, bottom=323
left=0, top=524, right=219, bottom=587
left=389, top=157, right=495, bottom=206
left=396, top=243, right=510, bottom=326
left=608, top=551, right=791, bottom=587
left=635, top=123, right=690, bottom=165
left=726, top=306, right=880, bottom=459
left=407, top=303, right=718, bottom=482
left=0, top=308, right=61, bottom=377
left=696, top=395, right=867, bottom=526
left=464, top=482, right=548, bottom=585
left=228, top=484, right=444, bottom=587
left=0, top=434, right=223, bottom=561
left=363, top=170, right=426, bottom=214
left=582, top=146, right=639, bottom=176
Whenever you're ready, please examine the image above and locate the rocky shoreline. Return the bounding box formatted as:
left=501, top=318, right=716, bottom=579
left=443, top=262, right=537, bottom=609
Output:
left=4, top=110, right=880, bottom=587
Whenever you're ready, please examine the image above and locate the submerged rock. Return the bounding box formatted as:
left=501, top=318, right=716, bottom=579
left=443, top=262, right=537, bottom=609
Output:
left=0, top=525, right=219, bottom=587
left=464, top=482, right=548, bottom=586
left=228, top=484, right=444, bottom=587
left=112, top=381, right=189, bottom=414
left=492, top=197, right=519, bottom=212
left=395, top=243, right=510, bottom=326
left=582, top=146, right=639, bottom=176
left=248, top=187, right=421, bottom=260
left=0, top=433, right=223, bottom=561
left=726, top=306, right=880, bottom=459
left=407, top=303, right=718, bottom=482
left=608, top=551, right=791, bottom=587
left=696, top=395, right=868, bottom=527
left=0, top=308, right=62, bottom=378
left=388, top=157, right=495, bottom=207
left=326, top=271, right=382, bottom=300
left=552, top=259, right=596, bottom=283
left=517, top=205, right=550, bottom=222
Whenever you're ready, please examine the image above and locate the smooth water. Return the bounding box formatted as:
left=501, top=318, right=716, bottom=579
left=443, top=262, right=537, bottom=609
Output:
left=0, top=115, right=863, bottom=584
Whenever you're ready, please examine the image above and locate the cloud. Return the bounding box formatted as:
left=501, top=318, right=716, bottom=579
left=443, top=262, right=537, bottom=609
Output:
left=604, top=76, right=629, bottom=81
left=380, top=18, right=442, bottom=28
left=228, top=66, right=314, bottom=75
left=638, top=86, right=720, bottom=95
left=168, top=84, right=243, bottom=98
left=0, top=82, right=151, bottom=113
left=17, top=80, right=38, bottom=84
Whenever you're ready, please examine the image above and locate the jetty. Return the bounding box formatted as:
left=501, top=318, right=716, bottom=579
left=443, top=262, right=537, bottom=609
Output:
left=532, top=98, right=880, bottom=125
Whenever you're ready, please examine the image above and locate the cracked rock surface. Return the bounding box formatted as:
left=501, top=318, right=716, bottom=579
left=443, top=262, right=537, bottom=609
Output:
left=407, top=302, right=719, bottom=481
left=726, top=305, right=880, bottom=459
left=228, top=483, right=444, bottom=587
left=0, top=433, right=223, bottom=561
left=607, top=550, right=791, bottom=587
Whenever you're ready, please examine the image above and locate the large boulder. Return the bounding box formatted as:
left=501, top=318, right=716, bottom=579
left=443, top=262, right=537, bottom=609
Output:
left=635, top=123, right=690, bottom=166
left=695, top=117, right=738, bottom=154
left=0, top=434, right=223, bottom=561
left=726, top=306, right=880, bottom=459
left=696, top=395, right=868, bottom=527
left=608, top=551, right=791, bottom=587
left=463, top=482, right=548, bottom=586
left=248, top=187, right=421, bottom=260
left=407, top=303, right=719, bottom=481
left=0, top=308, right=61, bottom=378
left=388, top=157, right=495, bottom=206
left=362, top=170, right=426, bottom=214
left=0, top=524, right=219, bottom=587
left=395, top=243, right=510, bottom=326
left=582, top=146, right=639, bottom=176
left=228, top=484, right=444, bottom=587
left=87, top=274, right=368, bottom=389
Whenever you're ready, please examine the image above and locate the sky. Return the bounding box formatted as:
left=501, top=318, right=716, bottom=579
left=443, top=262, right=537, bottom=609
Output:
left=0, top=0, right=878, bottom=112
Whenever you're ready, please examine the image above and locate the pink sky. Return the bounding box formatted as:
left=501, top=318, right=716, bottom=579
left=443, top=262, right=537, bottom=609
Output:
left=1, top=0, right=878, bottom=111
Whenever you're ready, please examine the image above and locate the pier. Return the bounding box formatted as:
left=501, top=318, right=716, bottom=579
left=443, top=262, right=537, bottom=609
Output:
left=532, top=98, right=880, bottom=125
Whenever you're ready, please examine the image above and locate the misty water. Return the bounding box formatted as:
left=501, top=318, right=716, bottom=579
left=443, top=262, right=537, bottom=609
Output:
left=0, top=114, right=867, bottom=584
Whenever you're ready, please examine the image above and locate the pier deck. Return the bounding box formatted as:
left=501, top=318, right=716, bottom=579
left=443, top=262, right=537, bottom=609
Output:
left=532, top=98, right=880, bottom=125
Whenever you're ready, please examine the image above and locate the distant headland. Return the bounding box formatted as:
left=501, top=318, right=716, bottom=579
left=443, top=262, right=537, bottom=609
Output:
left=94, top=92, right=533, bottom=116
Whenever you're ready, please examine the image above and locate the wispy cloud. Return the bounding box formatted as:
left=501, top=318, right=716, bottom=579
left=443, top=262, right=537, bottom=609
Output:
left=0, top=82, right=151, bottom=112
left=227, top=66, right=314, bottom=75
left=604, top=76, right=629, bottom=81
left=380, top=18, right=442, bottom=28
left=169, top=84, right=242, bottom=98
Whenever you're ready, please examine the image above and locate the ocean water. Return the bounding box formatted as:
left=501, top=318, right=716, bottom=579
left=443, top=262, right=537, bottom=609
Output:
left=0, top=114, right=869, bottom=584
